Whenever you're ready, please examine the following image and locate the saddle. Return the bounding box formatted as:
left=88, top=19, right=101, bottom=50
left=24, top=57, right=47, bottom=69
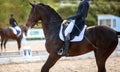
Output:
left=59, top=20, right=87, bottom=42
left=9, top=26, right=21, bottom=37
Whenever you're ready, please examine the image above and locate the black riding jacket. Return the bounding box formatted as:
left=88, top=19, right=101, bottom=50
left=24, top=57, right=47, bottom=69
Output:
left=68, top=1, right=90, bottom=39
left=9, top=17, right=17, bottom=27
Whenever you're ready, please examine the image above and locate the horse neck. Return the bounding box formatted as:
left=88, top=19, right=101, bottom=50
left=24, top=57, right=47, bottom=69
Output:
left=19, top=25, right=25, bottom=33
left=39, top=5, right=62, bottom=39
left=41, top=17, right=62, bottom=39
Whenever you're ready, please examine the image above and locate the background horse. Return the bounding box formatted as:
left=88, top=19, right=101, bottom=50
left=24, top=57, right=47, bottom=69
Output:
left=0, top=25, right=28, bottom=51
left=26, top=3, right=120, bottom=72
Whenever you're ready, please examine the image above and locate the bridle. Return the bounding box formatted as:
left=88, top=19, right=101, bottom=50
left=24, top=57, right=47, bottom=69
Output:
left=31, top=4, right=63, bottom=27
left=29, top=4, right=40, bottom=28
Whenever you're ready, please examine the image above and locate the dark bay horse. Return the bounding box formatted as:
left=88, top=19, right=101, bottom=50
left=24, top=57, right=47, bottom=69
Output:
left=0, top=25, right=28, bottom=51
left=26, top=3, right=120, bottom=72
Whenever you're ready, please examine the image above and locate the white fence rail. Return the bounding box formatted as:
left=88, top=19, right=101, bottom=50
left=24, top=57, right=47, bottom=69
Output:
left=0, top=50, right=120, bottom=64
left=0, top=50, right=48, bottom=64
left=0, top=39, right=119, bottom=64
left=0, top=50, right=46, bottom=57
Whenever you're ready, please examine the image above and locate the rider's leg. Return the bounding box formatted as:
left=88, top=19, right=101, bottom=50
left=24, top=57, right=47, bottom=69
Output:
left=58, top=23, right=70, bottom=56
left=15, top=26, right=21, bottom=36
left=62, top=33, right=70, bottom=56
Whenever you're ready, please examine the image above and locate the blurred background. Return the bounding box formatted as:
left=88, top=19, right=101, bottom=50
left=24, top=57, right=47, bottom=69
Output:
left=0, top=0, right=120, bottom=28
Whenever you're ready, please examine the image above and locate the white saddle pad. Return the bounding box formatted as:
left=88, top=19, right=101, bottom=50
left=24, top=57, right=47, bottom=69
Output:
left=59, top=20, right=87, bottom=42
left=9, top=26, right=22, bottom=37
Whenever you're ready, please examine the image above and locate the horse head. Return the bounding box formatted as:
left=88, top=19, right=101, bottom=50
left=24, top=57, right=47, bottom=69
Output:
left=19, top=25, right=28, bottom=36
left=26, top=2, right=62, bottom=28
left=26, top=2, right=43, bottom=28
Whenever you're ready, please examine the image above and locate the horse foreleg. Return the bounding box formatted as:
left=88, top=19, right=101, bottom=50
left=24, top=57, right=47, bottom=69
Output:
left=1, top=39, right=4, bottom=51
left=17, top=38, right=21, bottom=50
left=0, top=42, right=2, bottom=51
left=4, top=38, right=8, bottom=51
left=41, top=54, right=61, bottom=72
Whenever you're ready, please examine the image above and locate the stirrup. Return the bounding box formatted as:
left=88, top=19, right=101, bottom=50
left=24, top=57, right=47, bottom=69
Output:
left=58, top=48, right=69, bottom=56
left=58, top=48, right=64, bottom=55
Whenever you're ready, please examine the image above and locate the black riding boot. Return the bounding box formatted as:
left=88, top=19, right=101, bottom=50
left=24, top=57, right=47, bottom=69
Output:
left=58, top=20, right=70, bottom=56
left=58, top=29, right=70, bottom=56
left=16, top=30, right=20, bottom=36
left=58, top=34, right=70, bottom=56
left=62, top=34, right=70, bottom=56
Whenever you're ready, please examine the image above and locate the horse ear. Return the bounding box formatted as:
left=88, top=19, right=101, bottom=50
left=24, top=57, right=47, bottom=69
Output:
left=29, top=2, right=34, bottom=7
